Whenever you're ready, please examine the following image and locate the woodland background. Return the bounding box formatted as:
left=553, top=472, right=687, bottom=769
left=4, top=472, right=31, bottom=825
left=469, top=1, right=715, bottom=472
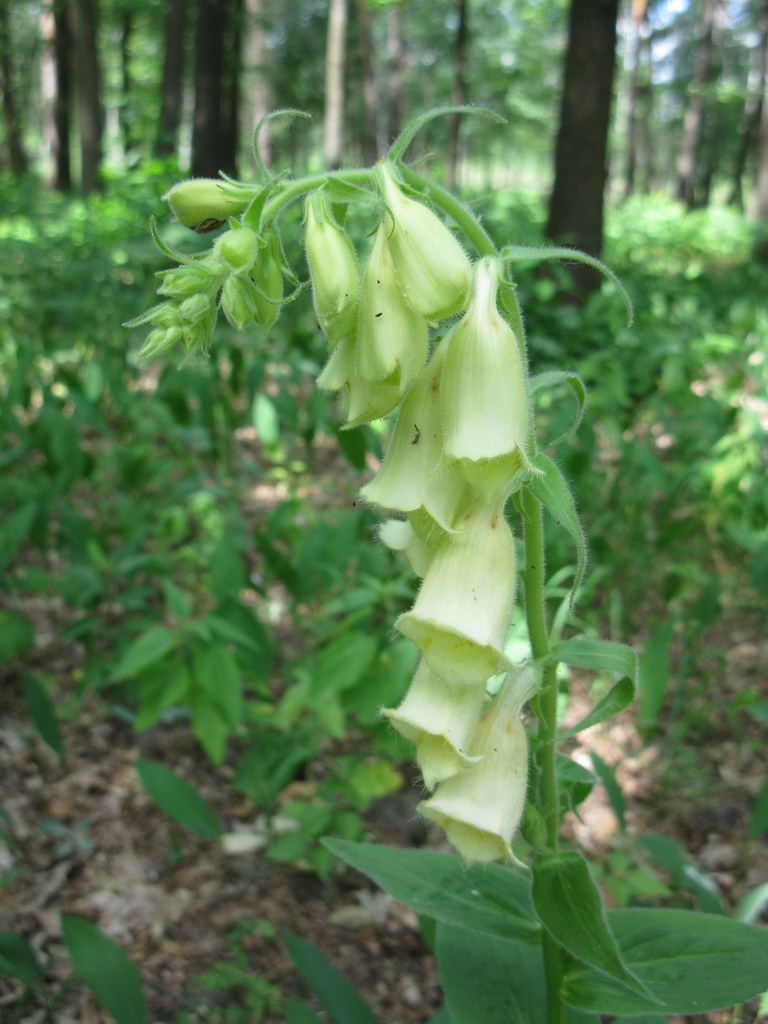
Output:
left=1, top=1, right=768, bottom=1022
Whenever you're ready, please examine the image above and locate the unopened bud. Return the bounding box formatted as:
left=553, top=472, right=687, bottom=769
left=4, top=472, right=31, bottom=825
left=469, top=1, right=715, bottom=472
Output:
left=305, top=192, right=360, bottom=344
left=163, top=179, right=249, bottom=231
left=214, top=226, right=260, bottom=274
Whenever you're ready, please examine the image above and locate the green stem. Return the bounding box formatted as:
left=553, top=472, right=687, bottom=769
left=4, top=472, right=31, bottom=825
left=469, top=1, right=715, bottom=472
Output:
left=261, top=167, right=374, bottom=223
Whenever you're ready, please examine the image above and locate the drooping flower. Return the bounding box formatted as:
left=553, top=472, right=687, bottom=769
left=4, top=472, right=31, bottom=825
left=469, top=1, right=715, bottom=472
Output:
left=420, top=665, right=538, bottom=864
left=378, top=518, right=434, bottom=578
left=249, top=233, right=284, bottom=332
left=441, top=257, right=535, bottom=501
left=376, top=162, right=471, bottom=320
left=395, top=496, right=517, bottom=687
left=382, top=659, right=486, bottom=790
left=304, top=191, right=360, bottom=345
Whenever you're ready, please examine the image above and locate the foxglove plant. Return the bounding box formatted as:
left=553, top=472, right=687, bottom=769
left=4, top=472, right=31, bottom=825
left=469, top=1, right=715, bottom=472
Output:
left=127, top=108, right=768, bottom=1024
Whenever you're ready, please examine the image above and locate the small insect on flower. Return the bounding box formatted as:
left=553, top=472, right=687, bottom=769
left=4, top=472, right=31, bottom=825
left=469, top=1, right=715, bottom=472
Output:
left=194, top=218, right=226, bottom=234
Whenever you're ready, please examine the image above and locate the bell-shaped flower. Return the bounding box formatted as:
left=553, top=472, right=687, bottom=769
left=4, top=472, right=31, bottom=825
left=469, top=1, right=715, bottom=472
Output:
left=420, top=665, right=538, bottom=865
left=376, top=162, right=471, bottom=320
left=361, top=340, right=459, bottom=528
left=395, top=496, right=516, bottom=687
left=305, top=192, right=360, bottom=345
left=441, top=258, right=535, bottom=502
left=163, top=178, right=248, bottom=231
left=383, top=659, right=486, bottom=790
left=315, top=334, right=403, bottom=428
left=356, top=222, right=428, bottom=389
left=378, top=518, right=434, bottom=578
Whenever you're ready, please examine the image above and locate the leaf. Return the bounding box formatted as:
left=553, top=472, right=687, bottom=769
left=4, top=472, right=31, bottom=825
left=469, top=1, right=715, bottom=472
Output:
left=638, top=834, right=724, bottom=915
left=532, top=851, right=651, bottom=998
left=135, top=759, right=220, bottom=838
left=0, top=930, right=44, bottom=987
left=194, top=643, right=243, bottom=728
left=252, top=392, right=279, bottom=445
left=748, top=777, right=768, bottom=840
left=285, top=995, right=325, bottom=1024
left=0, top=609, right=34, bottom=662
left=283, top=932, right=378, bottom=1024
left=135, top=662, right=191, bottom=731
left=425, top=1006, right=453, bottom=1024
left=637, top=621, right=675, bottom=736
left=0, top=503, right=37, bottom=573
left=309, top=633, right=378, bottom=702
left=560, top=677, right=635, bottom=738
left=110, top=626, right=177, bottom=682
left=527, top=454, right=587, bottom=604
left=388, top=105, right=505, bottom=162
left=529, top=370, right=587, bottom=442
left=437, top=923, right=545, bottom=1024
left=61, top=914, right=148, bottom=1024
left=548, top=638, right=637, bottom=680
left=589, top=753, right=626, bottom=832
left=563, top=908, right=768, bottom=1015
left=733, top=882, right=768, bottom=925
left=21, top=672, right=63, bottom=757
left=324, top=840, right=539, bottom=943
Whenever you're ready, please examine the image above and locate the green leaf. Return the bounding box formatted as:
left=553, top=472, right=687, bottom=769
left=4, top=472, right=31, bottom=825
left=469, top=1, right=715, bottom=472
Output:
left=437, top=923, right=545, bottom=1024
left=548, top=639, right=637, bottom=680
left=748, top=777, right=768, bottom=840
left=589, top=753, right=626, bottom=832
left=324, top=840, right=539, bottom=943
left=637, top=834, right=724, bottom=915
left=0, top=503, right=37, bottom=572
left=135, top=759, right=220, bottom=838
left=135, top=661, right=191, bottom=731
left=21, top=672, right=63, bottom=757
left=252, top=392, right=279, bottom=445
left=527, top=454, right=587, bottom=604
left=637, top=621, right=674, bottom=736
left=0, top=930, right=44, bottom=987
left=194, top=643, right=243, bottom=728
left=0, top=609, right=34, bottom=662
left=425, top=1006, right=453, bottom=1024
left=532, top=851, right=650, bottom=998
left=111, top=626, right=177, bottom=682
left=309, top=633, right=378, bottom=702
left=733, top=882, right=768, bottom=925
left=61, top=914, right=148, bottom=1024
left=563, top=908, right=768, bottom=1015
left=560, top=677, right=635, bottom=739
left=283, top=932, right=378, bottom=1024
left=529, top=370, right=587, bottom=442
left=285, top=995, right=325, bottom=1024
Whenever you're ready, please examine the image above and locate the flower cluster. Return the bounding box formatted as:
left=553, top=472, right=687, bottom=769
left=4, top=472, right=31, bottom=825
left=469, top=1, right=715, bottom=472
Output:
left=131, top=162, right=540, bottom=865
left=304, top=165, right=539, bottom=865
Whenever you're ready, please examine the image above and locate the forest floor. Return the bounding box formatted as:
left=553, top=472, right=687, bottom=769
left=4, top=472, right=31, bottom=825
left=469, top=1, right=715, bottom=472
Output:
left=2, top=446, right=767, bottom=1024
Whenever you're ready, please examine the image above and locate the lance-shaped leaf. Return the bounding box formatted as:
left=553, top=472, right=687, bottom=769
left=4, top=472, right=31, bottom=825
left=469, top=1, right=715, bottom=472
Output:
left=560, top=676, right=635, bottom=739
left=527, top=453, right=587, bottom=604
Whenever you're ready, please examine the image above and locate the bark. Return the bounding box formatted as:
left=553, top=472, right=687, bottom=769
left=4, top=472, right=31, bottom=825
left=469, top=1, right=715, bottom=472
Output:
left=324, top=0, right=348, bottom=169
left=52, top=0, right=72, bottom=188
left=0, top=2, right=28, bottom=175
left=119, top=9, right=135, bottom=154
left=624, top=0, right=653, bottom=198
left=729, top=0, right=768, bottom=208
left=42, top=0, right=70, bottom=187
left=242, top=0, right=271, bottom=168
left=751, top=70, right=768, bottom=218
left=356, top=0, right=377, bottom=166
left=220, top=0, right=243, bottom=174
left=386, top=2, right=405, bottom=143
left=68, top=0, right=103, bottom=192
left=191, top=0, right=229, bottom=177
left=546, top=0, right=620, bottom=293
left=674, top=0, right=723, bottom=209
left=155, top=0, right=188, bottom=157
left=445, top=0, right=468, bottom=190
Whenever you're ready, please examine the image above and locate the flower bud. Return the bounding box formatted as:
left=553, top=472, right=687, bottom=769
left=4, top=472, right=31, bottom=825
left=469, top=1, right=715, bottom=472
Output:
left=178, top=293, right=212, bottom=322
left=420, top=665, right=537, bottom=864
left=157, top=259, right=222, bottom=299
left=305, top=192, right=360, bottom=345
left=395, top=497, right=516, bottom=687
left=163, top=179, right=249, bottom=231
left=382, top=659, right=485, bottom=790
left=250, top=234, right=283, bottom=332
left=214, top=226, right=260, bottom=274
left=220, top=275, right=258, bottom=331
left=356, top=222, right=428, bottom=388
left=376, top=162, right=471, bottom=320
left=441, top=258, right=534, bottom=501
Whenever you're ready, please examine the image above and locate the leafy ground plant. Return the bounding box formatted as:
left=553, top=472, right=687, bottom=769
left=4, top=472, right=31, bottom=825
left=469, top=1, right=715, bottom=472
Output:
left=127, top=107, right=768, bottom=1022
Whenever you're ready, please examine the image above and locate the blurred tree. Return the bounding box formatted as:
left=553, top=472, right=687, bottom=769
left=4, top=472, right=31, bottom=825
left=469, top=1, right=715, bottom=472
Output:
left=155, top=0, right=188, bottom=157
left=242, top=0, right=271, bottom=168
left=191, top=0, right=240, bottom=177
left=324, top=0, right=348, bottom=168
left=623, top=0, right=654, bottom=197
left=386, top=0, right=405, bottom=143
left=752, top=48, right=768, bottom=216
left=68, top=0, right=103, bottom=192
left=355, top=0, right=378, bottom=165
left=445, top=0, right=468, bottom=189
left=546, top=0, right=619, bottom=292
left=0, top=1, right=30, bottom=175
left=730, top=0, right=768, bottom=208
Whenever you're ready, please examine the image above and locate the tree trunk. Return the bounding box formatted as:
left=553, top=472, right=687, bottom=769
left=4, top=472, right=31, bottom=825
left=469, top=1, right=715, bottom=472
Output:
left=324, top=0, right=347, bottom=169
left=191, top=0, right=229, bottom=177
left=68, top=0, right=102, bottom=192
left=220, top=0, right=243, bottom=174
left=42, top=0, right=72, bottom=187
left=546, top=0, right=620, bottom=293
left=751, top=70, right=768, bottom=218
left=155, top=0, right=188, bottom=157
left=674, top=0, right=722, bottom=209
left=0, top=2, right=29, bottom=175
left=445, top=0, right=468, bottom=190
left=729, top=0, right=768, bottom=208
left=242, top=0, right=271, bottom=168
left=386, top=2, right=405, bottom=143
left=119, top=8, right=135, bottom=155
left=623, top=0, right=653, bottom=198
left=356, top=0, right=377, bottom=165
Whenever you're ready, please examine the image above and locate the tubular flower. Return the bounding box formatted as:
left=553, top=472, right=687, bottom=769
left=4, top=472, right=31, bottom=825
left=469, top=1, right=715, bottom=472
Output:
left=378, top=518, right=434, bottom=578
left=395, top=496, right=516, bottom=687
left=356, top=222, right=428, bottom=388
left=304, top=191, right=360, bottom=345
left=163, top=179, right=248, bottom=231
left=315, top=334, right=403, bottom=428
left=420, top=665, right=538, bottom=865
left=382, top=659, right=486, bottom=790
left=376, top=162, right=471, bottom=320
left=441, top=257, right=535, bottom=502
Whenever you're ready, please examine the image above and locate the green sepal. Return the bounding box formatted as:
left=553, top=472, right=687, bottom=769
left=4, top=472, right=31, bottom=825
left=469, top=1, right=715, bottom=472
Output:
left=149, top=216, right=210, bottom=265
